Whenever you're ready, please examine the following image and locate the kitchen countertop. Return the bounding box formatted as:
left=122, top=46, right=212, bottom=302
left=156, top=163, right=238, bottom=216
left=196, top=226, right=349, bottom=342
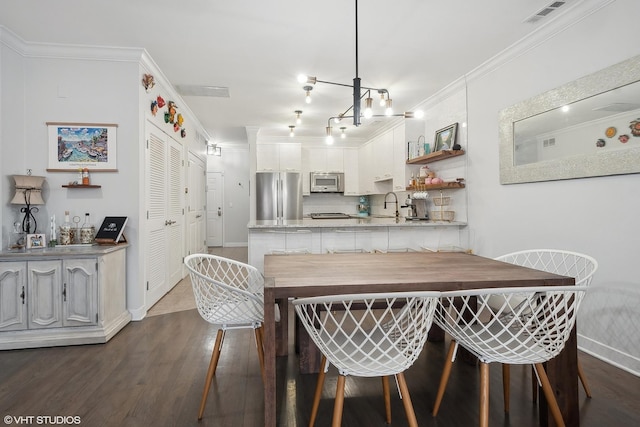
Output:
left=248, top=216, right=466, bottom=229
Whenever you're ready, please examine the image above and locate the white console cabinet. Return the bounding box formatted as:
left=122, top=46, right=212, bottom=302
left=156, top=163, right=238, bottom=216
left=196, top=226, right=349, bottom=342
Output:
left=0, top=245, right=130, bottom=350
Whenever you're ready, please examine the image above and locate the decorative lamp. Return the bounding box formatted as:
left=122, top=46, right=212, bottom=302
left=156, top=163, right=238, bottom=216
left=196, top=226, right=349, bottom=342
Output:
left=11, top=174, right=46, bottom=234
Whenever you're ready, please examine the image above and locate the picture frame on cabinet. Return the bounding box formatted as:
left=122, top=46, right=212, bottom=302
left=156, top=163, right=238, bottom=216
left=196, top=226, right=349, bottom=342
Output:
left=46, top=122, right=118, bottom=171
left=434, top=123, right=458, bottom=152
left=26, top=233, right=46, bottom=249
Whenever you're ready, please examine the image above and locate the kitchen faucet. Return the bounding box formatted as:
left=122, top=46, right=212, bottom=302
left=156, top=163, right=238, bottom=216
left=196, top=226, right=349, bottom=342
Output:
left=384, top=192, right=399, bottom=218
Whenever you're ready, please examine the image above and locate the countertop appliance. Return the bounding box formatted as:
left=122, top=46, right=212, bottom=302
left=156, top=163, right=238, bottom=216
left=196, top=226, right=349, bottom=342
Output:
left=256, top=172, right=303, bottom=221
left=310, top=172, right=344, bottom=193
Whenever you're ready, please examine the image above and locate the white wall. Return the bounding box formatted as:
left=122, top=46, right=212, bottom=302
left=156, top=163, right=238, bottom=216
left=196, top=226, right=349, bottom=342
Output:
left=464, top=0, right=640, bottom=374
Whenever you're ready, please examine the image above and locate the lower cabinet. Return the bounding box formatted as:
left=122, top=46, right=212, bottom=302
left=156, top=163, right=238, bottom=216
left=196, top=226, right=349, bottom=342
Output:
left=0, top=246, right=130, bottom=349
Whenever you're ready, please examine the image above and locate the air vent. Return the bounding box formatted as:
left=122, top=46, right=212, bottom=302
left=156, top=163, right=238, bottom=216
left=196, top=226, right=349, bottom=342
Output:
left=543, top=138, right=556, bottom=148
left=176, top=85, right=230, bottom=97
left=524, top=1, right=567, bottom=23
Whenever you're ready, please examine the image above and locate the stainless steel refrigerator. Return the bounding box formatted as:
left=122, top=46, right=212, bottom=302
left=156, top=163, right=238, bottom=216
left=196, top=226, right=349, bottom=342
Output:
left=256, top=172, right=303, bottom=220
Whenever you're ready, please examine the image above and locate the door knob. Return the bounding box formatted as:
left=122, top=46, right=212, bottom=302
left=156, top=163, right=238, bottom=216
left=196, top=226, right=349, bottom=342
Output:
left=217, top=207, right=222, bottom=217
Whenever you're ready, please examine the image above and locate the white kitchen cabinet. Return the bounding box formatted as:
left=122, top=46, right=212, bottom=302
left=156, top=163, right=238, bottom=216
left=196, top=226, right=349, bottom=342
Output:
left=393, top=123, right=411, bottom=191
left=257, top=143, right=301, bottom=172
left=305, top=147, right=344, bottom=172
left=358, top=142, right=374, bottom=195
left=0, top=245, right=130, bottom=350
left=248, top=228, right=321, bottom=273
left=343, top=148, right=359, bottom=195
left=372, top=131, right=394, bottom=182
left=321, top=227, right=386, bottom=254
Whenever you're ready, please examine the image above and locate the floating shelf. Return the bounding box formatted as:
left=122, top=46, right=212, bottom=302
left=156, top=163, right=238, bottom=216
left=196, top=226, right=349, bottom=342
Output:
left=406, top=149, right=465, bottom=165
left=406, top=182, right=465, bottom=191
left=62, top=184, right=101, bottom=188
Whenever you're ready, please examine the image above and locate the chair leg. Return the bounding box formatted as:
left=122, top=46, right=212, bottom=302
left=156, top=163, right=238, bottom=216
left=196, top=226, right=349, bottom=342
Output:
left=382, top=376, right=391, bottom=424
left=198, top=329, right=225, bottom=420
left=433, top=339, right=456, bottom=416
left=479, top=362, right=490, bottom=427
left=309, top=355, right=327, bottom=427
left=533, top=363, right=566, bottom=427
left=577, top=359, right=593, bottom=398
left=254, top=326, right=266, bottom=382
left=396, top=372, right=418, bottom=427
left=502, top=364, right=510, bottom=413
left=332, top=375, right=346, bottom=427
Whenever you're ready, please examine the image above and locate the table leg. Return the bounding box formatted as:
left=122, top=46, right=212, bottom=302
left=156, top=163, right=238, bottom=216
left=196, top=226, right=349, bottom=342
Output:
left=264, top=288, right=276, bottom=427
left=275, top=298, right=288, bottom=356
left=538, top=327, right=579, bottom=427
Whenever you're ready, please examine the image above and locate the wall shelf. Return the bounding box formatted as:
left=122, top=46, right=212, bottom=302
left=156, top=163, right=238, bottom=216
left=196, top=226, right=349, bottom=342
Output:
left=406, top=149, right=465, bottom=165
left=406, top=182, right=465, bottom=191
left=62, top=184, right=101, bottom=188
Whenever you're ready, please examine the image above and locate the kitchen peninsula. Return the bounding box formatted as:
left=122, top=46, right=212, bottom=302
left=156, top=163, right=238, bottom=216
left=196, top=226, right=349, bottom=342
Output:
left=248, top=216, right=467, bottom=273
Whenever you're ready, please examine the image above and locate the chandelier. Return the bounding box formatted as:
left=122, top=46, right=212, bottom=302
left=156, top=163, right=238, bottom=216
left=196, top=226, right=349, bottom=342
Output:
left=296, top=0, right=423, bottom=143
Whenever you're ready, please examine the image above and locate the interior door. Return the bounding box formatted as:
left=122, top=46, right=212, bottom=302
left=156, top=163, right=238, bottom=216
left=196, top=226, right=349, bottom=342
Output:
left=145, top=121, right=185, bottom=309
left=206, top=172, right=223, bottom=247
left=187, top=152, right=206, bottom=255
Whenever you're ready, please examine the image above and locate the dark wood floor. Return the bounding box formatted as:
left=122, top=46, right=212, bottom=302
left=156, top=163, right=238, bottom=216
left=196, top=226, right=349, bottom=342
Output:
left=1, top=305, right=639, bottom=427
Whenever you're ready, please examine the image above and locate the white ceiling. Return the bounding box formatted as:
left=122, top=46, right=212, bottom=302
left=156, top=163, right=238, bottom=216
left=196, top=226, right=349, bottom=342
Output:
left=0, top=0, right=583, bottom=144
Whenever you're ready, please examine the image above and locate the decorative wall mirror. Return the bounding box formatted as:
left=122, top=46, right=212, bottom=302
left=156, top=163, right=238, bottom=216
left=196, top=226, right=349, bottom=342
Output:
left=499, top=54, right=640, bottom=184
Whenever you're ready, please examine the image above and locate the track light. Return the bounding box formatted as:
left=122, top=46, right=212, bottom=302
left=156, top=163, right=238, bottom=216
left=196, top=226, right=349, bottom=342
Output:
left=295, top=110, right=303, bottom=124
left=289, top=125, right=295, bottom=137
left=378, top=90, right=387, bottom=106
left=304, top=86, right=313, bottom=103
left=298, top=74, right=317, bottom=84
left=340, top=127, right=347, bottom=138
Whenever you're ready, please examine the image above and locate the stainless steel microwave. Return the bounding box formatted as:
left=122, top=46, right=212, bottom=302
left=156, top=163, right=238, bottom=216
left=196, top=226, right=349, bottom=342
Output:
left=310, top=172, right=344, bottom=193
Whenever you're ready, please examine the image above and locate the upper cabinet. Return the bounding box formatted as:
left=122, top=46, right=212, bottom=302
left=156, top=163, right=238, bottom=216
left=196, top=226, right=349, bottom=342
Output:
left=372, top=132, right=394, bottom=182
left=257, top=143, right=302, bottom=172
left=343, top=148, right=359, bottom=196
left=306, top=147, right=344, bottom=172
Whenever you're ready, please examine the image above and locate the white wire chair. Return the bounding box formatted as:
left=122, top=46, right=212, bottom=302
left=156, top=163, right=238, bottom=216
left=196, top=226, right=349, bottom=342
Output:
left=293, top=291, right=440, bottom=427
left=432, top=286, right=588, bottom=427
left=184, top=254, right=265, bottom=420
left=494, top=249, right=598, bottom=408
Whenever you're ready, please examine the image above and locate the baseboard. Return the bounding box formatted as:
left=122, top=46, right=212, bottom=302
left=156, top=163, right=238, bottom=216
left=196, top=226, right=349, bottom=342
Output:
left=222, top=242, right=248, bottom=248
left=578, top=333, right=640, bottom=377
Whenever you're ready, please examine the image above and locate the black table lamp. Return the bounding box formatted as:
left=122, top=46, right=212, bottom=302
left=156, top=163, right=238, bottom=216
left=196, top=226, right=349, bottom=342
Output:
left=10, top=174, right=45, bottom=234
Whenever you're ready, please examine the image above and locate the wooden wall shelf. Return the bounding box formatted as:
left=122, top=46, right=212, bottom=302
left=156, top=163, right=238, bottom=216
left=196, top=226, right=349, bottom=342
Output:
left=62, top=184, right=101, bottom=188
left=406, top=182, right=465, bottom=191
left=406, top=149, right=465, bottom=165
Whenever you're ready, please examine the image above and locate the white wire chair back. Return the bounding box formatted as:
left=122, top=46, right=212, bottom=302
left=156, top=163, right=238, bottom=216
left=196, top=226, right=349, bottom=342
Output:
left=184, top=254, right=264, bottom=327
left=435, top=286, right=588, bottom=365
left=495, top=249, right=598, bottom=286
left=293, top=291, right=440, bottom=377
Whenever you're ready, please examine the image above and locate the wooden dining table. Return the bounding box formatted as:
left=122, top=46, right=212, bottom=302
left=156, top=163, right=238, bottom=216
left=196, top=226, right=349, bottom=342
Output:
left=263, top=251, right=578, bottom=427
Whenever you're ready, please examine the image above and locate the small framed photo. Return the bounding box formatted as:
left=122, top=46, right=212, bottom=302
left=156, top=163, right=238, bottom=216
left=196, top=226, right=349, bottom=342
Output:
left=26, top=233, right=46, bottom=249
left=434, top=123, right=458, bottom=152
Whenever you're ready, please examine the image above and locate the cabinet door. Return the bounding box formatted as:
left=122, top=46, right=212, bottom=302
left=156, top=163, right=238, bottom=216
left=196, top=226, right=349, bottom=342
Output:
left=28, top=260, right=62, bottom=329
left=393, top=124, right=409, bottom=191
left=358, top=142, right=374, bottom=195
left=343, top=148, right=359, bottom=195
left=63, top=259, right=98, bottom=326
left=256, top=144, right=279, bottom=171
left=0, top=262, right=28, bottom=331
left=279, top=143, right=301, bottom=172
left=326, top=148, right=344, bottom=172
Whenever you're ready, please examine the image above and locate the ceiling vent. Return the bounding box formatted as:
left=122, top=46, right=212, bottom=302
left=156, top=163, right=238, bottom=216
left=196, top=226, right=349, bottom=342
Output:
left=524, top=1, right=568, bottom=23
left=176, top=85, right=230, bottom=97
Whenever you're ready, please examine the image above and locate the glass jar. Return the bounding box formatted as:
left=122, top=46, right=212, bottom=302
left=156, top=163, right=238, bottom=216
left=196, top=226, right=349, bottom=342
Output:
left=80, top=213, right=95, bottom=244
left=59, top=211, right=72, bottom=245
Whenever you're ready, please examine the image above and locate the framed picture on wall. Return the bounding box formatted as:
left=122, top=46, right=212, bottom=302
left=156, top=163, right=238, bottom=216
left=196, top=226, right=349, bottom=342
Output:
left=434, top=123, right=458, bottom=152
left=46, top=122, right=118, bottom=171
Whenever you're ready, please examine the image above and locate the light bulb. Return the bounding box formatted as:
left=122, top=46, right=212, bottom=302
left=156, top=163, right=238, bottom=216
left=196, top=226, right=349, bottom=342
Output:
left=303, top=86, right=313, bottom=104
left=295, top=110, right=302, bottom=124
left=297, top=74, right=307, bottom=83
left=363, top=97, right=373, bottom=119
left=340, top=127, right=347, bottom=138
left=415, top=110, right=424, bottom=119
left=326, top=135, right=334, bottom=145
left=289, top=126, right=295, bottom=137
left=305, top=93, right=312, bottom=104
left=385, top=99, right=393, bottom=116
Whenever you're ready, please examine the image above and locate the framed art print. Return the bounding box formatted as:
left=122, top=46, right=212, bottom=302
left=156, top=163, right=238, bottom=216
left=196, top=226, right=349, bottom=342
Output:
left=47, top=122, right=118, bottom=171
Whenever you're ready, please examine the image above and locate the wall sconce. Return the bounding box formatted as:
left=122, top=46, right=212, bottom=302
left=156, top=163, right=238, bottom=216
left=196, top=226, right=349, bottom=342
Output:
left=11, top=174, right=46, bottom=234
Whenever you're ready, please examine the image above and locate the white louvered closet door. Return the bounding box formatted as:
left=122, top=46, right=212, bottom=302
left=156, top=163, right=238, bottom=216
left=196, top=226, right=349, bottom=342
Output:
left=145, top=121, right=185, bottom=309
